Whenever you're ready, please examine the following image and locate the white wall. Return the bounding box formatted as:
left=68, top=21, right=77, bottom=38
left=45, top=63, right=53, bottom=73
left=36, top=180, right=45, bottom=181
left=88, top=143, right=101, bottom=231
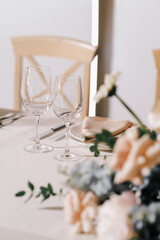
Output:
left=0, top=0, right=92, bottom=109
left=97, top=0, right=160, bottom=126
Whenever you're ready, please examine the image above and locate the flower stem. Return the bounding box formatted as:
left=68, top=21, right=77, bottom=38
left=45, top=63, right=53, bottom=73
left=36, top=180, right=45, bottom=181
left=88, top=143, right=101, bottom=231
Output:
left=115, top=93, right=146, bottom=129
left=24, top=193, right=34, bottom=204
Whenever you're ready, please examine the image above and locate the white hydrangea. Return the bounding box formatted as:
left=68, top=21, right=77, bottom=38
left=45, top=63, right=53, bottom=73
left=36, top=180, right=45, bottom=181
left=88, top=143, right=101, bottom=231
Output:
left=94, top=71, right=120, bottom=103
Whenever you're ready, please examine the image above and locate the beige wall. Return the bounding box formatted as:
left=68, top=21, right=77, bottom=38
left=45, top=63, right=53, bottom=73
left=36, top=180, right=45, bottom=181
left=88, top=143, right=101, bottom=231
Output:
left=97, top=0, right=160, bottom=126
left=0, top=0, right=92, bottom=109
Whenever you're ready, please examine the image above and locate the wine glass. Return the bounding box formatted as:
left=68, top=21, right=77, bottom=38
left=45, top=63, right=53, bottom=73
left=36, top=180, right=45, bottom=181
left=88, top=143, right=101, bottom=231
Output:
left=21, top=65, right=53, bottom=153
left=53, top=75, right=84, bottom=161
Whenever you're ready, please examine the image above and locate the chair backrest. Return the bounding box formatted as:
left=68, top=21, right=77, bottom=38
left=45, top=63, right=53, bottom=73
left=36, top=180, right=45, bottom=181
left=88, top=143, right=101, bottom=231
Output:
left=11, top=36, right=98, bottom=119
left=152, top=49, right=160, bottom=105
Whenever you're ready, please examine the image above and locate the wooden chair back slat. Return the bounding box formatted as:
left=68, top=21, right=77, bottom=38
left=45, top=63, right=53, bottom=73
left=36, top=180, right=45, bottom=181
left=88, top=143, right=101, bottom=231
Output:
left=12, top=36, right=98, bottom=119
left=153, top=50, right=160, bottom=104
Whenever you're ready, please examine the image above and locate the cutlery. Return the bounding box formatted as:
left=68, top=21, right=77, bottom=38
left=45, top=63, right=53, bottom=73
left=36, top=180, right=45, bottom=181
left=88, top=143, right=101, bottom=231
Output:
left=31, top=124, right=66, bottom=140
left=49, top=129, right=66, bottom=141
left=39, top=206, right=63, bottom=211
left=0, top=112, right=14, bottom=120
left=0, top=113, right=24, bottom=127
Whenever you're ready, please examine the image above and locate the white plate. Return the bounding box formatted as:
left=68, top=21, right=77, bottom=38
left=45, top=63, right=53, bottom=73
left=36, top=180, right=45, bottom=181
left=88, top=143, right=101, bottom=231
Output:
left=69, top=122, right=111, bottom=151
left=69, top=122, right=84, bottom=142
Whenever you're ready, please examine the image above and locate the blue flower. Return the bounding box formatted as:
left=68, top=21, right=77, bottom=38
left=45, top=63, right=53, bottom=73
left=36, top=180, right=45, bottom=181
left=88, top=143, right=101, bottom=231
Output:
left=67, top=161, right=112, bottom=198
left=130, top=202, right=160, bottom=240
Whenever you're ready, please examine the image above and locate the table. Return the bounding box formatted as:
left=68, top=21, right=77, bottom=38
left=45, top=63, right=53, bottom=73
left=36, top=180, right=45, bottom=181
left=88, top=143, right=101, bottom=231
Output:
left=0, top=109, right=106, bottom=240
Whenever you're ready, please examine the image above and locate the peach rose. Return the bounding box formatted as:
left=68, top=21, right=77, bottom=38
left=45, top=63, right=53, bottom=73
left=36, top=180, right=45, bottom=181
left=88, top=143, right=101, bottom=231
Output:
left=109, top=127, right=160, bottom=185
left=96, top=191, right=136, bottom=240
left=64, top=189, right=98, bottom=234
left=109, top=126, right=138, bottom=170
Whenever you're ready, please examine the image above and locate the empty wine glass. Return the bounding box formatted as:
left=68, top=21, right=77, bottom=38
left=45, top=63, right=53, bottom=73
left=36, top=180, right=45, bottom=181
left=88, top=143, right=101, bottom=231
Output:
left=21, top=65, right=53, bottom=153
left=53, top=75, right=84, bottom=161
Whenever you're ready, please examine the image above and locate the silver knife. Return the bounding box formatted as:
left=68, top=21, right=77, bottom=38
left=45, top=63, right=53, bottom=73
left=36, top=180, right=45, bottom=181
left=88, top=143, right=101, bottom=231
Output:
left=31, top=124, right=65, bottom=140
left=49, top=129, right=66, bottom=140
left=0, top=112, right=14, bottom=120
left=0, top=113, right=24, bottom=127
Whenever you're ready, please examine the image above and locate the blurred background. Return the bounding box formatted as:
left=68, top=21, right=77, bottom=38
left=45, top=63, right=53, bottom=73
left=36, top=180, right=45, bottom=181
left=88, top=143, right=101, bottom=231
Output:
left=1, top=0, right=160, bottom=125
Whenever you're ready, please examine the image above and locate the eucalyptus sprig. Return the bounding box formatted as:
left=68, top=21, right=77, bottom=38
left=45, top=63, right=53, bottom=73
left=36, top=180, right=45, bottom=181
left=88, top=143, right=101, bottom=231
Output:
left=15, top=181, right=59, bottom=203
left=86, top=126, right=157, bottom=157
left=86, top=129, right=117, bottom=157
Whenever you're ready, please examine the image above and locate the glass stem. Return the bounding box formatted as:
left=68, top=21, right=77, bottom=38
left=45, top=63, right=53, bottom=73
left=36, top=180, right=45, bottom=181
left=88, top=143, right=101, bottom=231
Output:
left=35, top=115, right=40, bottom=148
left=65, top=122, right=70, bottom=154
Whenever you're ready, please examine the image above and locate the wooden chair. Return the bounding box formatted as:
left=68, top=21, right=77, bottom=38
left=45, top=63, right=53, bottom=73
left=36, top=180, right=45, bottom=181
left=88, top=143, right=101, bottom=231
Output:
left=148, top=50, right=160, bottom=129
left=152, top=50, right=160, bottom=105
left=11, top=36, right=98, bottom=119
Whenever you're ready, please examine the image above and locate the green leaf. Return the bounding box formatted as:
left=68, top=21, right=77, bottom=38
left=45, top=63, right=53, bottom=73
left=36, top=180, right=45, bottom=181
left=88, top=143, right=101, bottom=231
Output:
left=40, top=186, right=47, bottom=191
left=40, top=186, right=48, bottom=196
left=95, top=133, right=104, bottom=141
left=41, top=194, right=50, bottom=202
left=15, top=191, right=26, bottom=197
left=102, top=129, right=112, bottom=137
left=47, top=183, right=52, bottom=192
left=108, top=85, right=117, bottom=97
left=90, top=145, right=97, bottom=152
left=149, top=130, right=157, bottom=140
left=84, top=136, right=91, bottom=141
left=28, top=181, right=34, bottom=191
left=138, top=127, right=157, bottom=140
left=47, top=183, right=56, bottom=196
left=94, top=150, right=100, bottom=157
left=105, top=137, right=117, bottom=149
left=138, top=127, right=148, bottom=138
left=88, top=128, right=117, bottom=157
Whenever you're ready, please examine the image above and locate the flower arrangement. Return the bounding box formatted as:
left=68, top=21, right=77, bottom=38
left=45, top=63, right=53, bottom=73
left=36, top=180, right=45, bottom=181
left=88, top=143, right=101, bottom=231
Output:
left=61, top=161, right=135, bottom=236
left=60, top=160, right=160, bottom=239
left=61, top=72, right=160, bottom=239
left=15, top=72, right=160, bottom=239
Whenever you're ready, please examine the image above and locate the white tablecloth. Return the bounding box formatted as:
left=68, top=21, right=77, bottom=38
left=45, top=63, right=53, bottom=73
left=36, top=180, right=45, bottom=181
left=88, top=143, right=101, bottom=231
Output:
left=0, top=112, right=107, bottom=240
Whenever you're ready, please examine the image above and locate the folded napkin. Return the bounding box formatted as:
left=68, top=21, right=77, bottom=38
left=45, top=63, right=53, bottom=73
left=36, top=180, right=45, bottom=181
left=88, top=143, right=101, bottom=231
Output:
left=82, top=116, right=133, bottom=140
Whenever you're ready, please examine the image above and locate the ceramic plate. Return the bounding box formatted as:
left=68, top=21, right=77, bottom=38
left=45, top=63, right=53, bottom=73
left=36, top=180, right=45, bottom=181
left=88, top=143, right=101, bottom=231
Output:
left=69, top=122, right=111, bottom=151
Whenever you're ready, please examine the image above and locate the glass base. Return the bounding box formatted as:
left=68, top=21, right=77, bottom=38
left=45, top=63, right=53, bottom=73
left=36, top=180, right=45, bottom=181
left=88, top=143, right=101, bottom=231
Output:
left=24, top=144, right=53, bottom=153
left=54, top=152, right=83, bottom=162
